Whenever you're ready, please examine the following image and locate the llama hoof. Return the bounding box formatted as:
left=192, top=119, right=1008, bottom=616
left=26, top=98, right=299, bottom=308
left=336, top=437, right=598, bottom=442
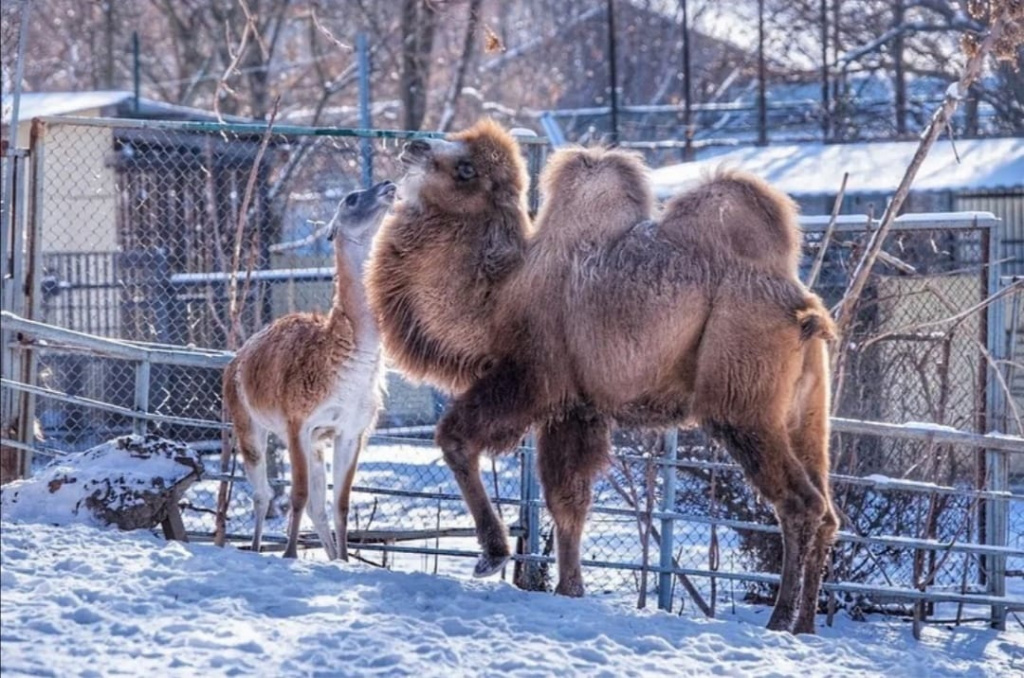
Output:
left=472, top=552, right=510, bottom=578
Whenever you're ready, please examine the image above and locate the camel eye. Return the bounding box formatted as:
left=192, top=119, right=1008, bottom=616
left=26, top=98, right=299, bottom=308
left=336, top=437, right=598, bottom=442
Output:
left=456, top=161, right=476, bottom=181
left=345, top=193, right=358, bottom=207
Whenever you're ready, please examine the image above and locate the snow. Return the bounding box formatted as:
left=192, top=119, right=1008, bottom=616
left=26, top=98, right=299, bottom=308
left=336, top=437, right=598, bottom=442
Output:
left=1, top=521, right=1020, bottom=677
left=650, top=137, right=1024, bottom=198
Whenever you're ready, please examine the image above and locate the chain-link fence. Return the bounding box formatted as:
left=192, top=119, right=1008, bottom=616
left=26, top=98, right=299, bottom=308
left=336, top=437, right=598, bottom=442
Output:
left=2, top=116, right=1020, bottom=630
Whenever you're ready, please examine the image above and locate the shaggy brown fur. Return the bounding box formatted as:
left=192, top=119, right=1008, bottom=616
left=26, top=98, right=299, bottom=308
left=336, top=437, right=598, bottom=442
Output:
left=224, top=181, right=395, bottom=561
left=366, top=119, right=533, bottom=394
left=367, top=129, right=837, bottom=634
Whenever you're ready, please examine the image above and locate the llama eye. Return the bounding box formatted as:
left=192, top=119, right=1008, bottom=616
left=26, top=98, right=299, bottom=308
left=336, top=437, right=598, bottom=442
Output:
left=345, top=193, right=358, bottom=207
left=456, top=161, right=476, bottom=181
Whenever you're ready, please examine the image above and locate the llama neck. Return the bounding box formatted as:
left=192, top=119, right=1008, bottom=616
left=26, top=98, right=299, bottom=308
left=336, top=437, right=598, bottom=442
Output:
left=329, top=238, right=378, bottom=348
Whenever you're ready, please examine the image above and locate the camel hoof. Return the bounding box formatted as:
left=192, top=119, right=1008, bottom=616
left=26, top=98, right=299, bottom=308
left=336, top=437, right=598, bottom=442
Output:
left=472, top=552, right=510, bottom=578
left=554, top=580, right=585, bottom=598
left=792, top=619, right=817, bottom=635
left=766, top=607, right=794, bottom=632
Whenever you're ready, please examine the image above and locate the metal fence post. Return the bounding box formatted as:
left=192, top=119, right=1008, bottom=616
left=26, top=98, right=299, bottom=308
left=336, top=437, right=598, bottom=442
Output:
left=517, top=435, right=543, bottom=587
left=16, top=119, right=47, bottom=475
left=984, top=227, right=1009, bottom=628
left=133, top=358, right=151, bottom=437
left=658, top=428, right=678, bottom=611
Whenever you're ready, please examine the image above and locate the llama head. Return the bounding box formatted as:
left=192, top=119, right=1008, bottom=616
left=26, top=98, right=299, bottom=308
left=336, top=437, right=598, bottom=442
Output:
left=397, top=119, right=529, bottom=216
left=536, top=146, right=654, bottom=233
left=328, top=181, right=397, bottom=245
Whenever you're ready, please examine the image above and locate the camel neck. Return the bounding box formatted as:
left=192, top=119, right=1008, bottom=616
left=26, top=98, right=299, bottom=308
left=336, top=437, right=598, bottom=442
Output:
left=329, top=237, right=378, bottom=347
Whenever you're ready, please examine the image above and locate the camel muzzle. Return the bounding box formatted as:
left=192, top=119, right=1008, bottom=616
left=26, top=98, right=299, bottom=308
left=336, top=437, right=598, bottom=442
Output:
left=400, top=137, right=463, bottom=166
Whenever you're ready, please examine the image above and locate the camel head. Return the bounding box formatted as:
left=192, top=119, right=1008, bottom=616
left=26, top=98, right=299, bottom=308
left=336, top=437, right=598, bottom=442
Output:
left=327, top=180, right=397, bottom=246
left=397, top=119, right=529, bottom=216
left=536, top=146, right=654, bottom=237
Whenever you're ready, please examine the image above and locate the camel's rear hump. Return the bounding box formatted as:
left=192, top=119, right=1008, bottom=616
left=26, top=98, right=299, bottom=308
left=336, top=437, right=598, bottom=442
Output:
left=662, top=168, right=803, bottom=279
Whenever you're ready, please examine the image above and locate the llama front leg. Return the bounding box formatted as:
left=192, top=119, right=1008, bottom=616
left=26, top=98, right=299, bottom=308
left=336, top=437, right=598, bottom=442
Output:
left=332, top=431, right=364, bottom=561
left=536, top=408, right=610, bottom=597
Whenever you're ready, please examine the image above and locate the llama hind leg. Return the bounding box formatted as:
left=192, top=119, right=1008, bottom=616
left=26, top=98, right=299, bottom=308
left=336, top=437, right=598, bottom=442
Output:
left=537, top=408, right=610, bottom=597
left=306, top=434, right=339, bottom=560
left=706, top=420, right=826, bottom=632
left=235, top=417, right=271, bottom=554
left=283, top=421, right=310, bottom=559
left=332, top=431, right=364, bottom=562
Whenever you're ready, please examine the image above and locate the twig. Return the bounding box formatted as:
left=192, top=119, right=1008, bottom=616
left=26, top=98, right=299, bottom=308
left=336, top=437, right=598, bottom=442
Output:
left=858, top=280, right=1024, bottom=351
left=226, top=96, right=280, bottom=350
left=806, top=172, right=849, bottom=289
left=832, top=13, right=1010, bottom=342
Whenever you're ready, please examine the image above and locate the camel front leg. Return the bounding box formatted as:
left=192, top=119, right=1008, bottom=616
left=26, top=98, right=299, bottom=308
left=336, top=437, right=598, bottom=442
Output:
left=436, top=358, right=539, bottom=577
left=536, top=406, right=610, bottom=597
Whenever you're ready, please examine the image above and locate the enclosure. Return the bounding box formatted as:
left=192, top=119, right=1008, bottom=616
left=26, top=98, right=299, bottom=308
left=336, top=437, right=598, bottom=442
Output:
left=1, top=116, right=1021, bottom=634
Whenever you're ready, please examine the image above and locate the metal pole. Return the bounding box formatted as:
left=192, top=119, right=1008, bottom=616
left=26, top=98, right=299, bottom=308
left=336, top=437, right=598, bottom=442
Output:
left=820, top=0, right=830, bottom=140
left=984, top=221, right=1008, bottom=630
left=133, top=359, right=151, bottom=436
left=133, top=32, right=141, bottom=113
left=658, top=428, right=679, bottom=611
left=518, top=435, right=542, bottom=587
left=357, top=33, right=373, bottom=188
left=680, top=0, right=693, bottom=160
left=17, top=119, right=47, bottom=475
left=1, top=0, right=32, bottom=269
left=606, top=0, right=619, bottom=145
left=757, top=0, right=767, bottom=146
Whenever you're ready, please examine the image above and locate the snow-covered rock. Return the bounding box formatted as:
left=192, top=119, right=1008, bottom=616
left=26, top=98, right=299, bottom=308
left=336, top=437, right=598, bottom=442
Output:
left=0, top=434, right=203, bottom=530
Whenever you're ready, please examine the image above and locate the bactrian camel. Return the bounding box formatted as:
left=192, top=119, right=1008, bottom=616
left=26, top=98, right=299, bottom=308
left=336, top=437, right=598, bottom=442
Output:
left=367, top=121, right=837, bottom=634
left=224, top=181, right=395, bottom=560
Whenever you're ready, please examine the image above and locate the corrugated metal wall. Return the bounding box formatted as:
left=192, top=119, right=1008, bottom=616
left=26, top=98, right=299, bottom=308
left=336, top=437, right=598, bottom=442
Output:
left=954, top=191, right=1024, bottom=275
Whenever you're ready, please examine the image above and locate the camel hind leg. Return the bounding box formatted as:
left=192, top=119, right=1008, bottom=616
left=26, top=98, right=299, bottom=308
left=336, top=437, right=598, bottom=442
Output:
left=790, top=340, right=839, bottom=635
left=706, top=419, right=826, bottom=632
left=536, top=406, right=611, bottom=597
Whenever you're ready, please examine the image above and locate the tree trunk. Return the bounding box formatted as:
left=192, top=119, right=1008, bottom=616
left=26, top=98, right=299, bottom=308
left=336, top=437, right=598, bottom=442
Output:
left=401, top=0, right=438, bottom=130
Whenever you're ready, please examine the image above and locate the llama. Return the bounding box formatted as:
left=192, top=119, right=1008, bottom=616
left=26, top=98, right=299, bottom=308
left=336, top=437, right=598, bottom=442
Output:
left=366, top=122, right=836, bottom=634
left=223, top=180, right=395, bottom=560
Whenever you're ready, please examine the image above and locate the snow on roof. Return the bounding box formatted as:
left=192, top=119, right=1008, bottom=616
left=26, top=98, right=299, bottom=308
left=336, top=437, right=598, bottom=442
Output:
left=1, top=90, right=133, bottom=123
left=651, top=137, right=1024, bottom=198
left=1, top=90, right=251, bottom=125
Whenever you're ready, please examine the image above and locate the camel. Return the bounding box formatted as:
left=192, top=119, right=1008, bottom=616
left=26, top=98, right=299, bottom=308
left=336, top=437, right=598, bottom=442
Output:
left=367, top=122, right=836, bottom=634
left=224, top=180, right=395, bottom=560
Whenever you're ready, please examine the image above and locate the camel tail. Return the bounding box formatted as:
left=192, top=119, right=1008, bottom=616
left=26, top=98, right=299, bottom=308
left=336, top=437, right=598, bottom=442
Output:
left=795, top=296, right=836, bottom=342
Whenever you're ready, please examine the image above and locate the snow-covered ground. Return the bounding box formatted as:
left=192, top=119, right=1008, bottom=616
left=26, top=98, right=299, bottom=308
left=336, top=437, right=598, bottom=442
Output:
left=1, top=521, right=1020, bottom=677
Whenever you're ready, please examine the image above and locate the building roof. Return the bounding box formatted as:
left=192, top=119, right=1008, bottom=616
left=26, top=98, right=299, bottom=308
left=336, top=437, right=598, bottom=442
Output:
left=651, top=137, right=1024, bottom=198
left=1, top=90, right=250, bottom=125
